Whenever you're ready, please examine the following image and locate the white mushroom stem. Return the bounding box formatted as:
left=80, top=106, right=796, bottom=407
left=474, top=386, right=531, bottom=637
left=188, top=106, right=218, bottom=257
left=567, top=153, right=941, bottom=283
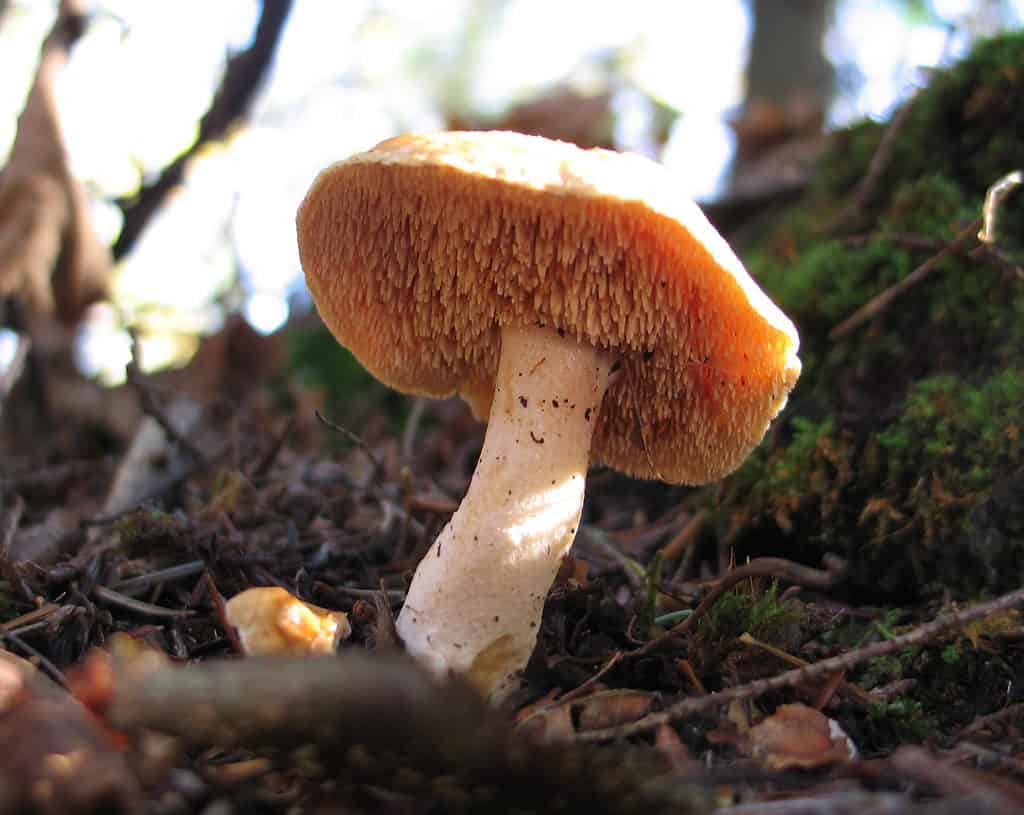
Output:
left=396, top=323, right=613, bottom=700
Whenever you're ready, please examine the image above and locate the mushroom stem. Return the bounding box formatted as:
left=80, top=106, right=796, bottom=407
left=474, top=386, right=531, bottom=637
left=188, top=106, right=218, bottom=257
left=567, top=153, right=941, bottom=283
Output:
left=396, top=323, right=613, bottom=700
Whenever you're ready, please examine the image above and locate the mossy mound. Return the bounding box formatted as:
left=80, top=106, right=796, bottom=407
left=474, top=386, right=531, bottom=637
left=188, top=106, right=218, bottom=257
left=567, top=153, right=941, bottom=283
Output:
left=715, top=33, right=1024, bottom=598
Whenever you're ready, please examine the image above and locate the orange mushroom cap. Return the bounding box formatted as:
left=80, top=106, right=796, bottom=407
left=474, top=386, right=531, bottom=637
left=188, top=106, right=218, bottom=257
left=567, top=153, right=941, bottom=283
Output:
left=297, top=131, right=800, bottom=484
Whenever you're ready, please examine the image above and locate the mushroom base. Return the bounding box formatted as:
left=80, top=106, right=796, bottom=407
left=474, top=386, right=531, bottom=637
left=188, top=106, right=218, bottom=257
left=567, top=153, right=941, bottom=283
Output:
left=395, top=323, right=612, bottom=701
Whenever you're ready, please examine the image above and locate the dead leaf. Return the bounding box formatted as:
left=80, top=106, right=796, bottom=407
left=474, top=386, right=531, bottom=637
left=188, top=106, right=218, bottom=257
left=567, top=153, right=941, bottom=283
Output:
left=517, top=700, right=577, bottom=744
left=576, top=689, right=654, bottom=732
left=746, top=703, right=856, bottom=770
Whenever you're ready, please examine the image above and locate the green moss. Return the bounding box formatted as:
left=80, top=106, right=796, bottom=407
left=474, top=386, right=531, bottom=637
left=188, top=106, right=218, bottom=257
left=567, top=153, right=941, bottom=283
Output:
left=866, top=697, right=936, bottom=743
left=113, top=510, right=189, bottom=557
left=714, top=34, right=1024, bottom=596
left=699, top=582, right=804, bottom=645
left=878, top=369, right=1024, bottom=496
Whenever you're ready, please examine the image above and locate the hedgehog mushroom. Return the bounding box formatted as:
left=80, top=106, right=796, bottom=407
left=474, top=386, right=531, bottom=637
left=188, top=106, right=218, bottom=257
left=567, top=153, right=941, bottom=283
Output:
left=296, top=131, right=801, bottom=701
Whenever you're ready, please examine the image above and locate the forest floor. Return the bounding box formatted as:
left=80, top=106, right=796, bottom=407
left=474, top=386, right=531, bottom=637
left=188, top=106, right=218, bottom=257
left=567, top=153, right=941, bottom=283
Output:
left=1, top=337, right=1022, bottom=815
left=3, top=31, right=1024, bottom=815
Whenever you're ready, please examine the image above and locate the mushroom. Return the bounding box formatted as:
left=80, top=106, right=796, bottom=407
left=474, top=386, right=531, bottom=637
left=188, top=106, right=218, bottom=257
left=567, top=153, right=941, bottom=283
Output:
left=297, top=131, right=800, bottom=700
left=225, top=587, right=351, bottom=656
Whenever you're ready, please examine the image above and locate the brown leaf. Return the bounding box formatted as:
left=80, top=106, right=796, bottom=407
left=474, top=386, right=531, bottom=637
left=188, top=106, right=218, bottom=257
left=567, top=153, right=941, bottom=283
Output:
left=517, top=700, right=577, bottom=744
left=576, top=689, right=654, bottom=732
left=746, top=703, right=856, bottom=770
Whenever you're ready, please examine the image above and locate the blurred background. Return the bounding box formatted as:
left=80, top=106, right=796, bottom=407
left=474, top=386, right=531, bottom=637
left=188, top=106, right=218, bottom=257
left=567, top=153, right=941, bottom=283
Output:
left=0, top=0, right=1022, bottom=409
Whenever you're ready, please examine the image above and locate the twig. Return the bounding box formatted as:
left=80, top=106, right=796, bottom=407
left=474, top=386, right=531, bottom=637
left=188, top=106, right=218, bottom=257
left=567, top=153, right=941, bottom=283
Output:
left=958, top=701, right=1024, bottom=739
left=401, top=397, right=427, bottom=463
left=577, top=526, right=646, bottom=594
left=577, top=584, right=1024, bottom=742
left=0, top=602, right=60, bottom=632
left=316, top=583, right=406, bottom=604
left=830, top=94, right=917, bottom=232
left=125, top=334, right=207, bottom=464
left=829, top=216, right=983, bottom=341
left=888, top=746, right=1023, bottom=812
left=112, top=560, right=206, bottom=597
left=112, top=0, right=294, bottom=258
left=250, top=415, right=294, bottom=479
left=552, top=650, right=623, bottom=707
left=93, top=585, right=194, bottom=619
left=660, top=509, right=708, bottom=561
left=0, top=627, right=66, bottom=687
left=314, top=409, right=383, bottom=474
left=738, top=631, right=874, bottom=707
left=979, top=170, right=1023, bottom=244
left=632, top=555, right=847, bottom=659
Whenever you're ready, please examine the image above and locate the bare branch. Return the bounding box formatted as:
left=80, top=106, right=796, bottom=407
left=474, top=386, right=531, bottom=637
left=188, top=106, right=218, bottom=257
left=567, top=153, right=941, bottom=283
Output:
left=113, top=0, right=294, bottom=259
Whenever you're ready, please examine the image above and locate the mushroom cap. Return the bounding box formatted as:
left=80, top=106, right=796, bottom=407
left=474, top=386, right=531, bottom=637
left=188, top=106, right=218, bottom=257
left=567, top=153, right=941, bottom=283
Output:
left=297, top=131, right=800, bottom=484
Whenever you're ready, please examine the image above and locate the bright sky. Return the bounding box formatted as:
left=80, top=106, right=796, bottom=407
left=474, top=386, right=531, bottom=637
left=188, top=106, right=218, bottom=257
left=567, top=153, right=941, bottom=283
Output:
left=0, top=0, right=1021, bottom=378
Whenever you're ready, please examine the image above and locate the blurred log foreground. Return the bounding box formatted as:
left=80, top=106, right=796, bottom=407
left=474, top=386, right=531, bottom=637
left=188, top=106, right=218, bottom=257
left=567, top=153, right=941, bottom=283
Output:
left=2, top=32, right=1024, bottom=815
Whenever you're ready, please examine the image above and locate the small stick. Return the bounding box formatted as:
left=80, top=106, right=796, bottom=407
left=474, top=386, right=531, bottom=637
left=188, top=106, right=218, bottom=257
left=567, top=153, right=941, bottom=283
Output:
left=739, top=632, right=873, bottom=707
left=632, top=555, right=847, bottom=659
left=577, top=584, right=1024, bottom=742
left=0, top=602, right=60, bottom=632
left=93, top=585, right=194, bottom=619
left=126, top=332, right=207, bottom=464
left=830, top=95, right=917, bottom=232
left=979, top=170, right=1023, bottom=244
left=829, top=216, right=983, bottom=341
left=577, top=526, right=646, bottom=594
left=552, top=650, right=623, bottom=707
left=660, top=509, right=708, bottom=561
left=250, top=415, right=294, bottom=478
left=314, top=409, right=383, bottom=474
left=958, top=701, right=1024, bottom=739
left=112, top=560, right=206, bottom=596
left=677, top=659, right=706, bottom=695
left=401, top=397, right=427, bottom=463
left=0, top=627, right=66, bottom=687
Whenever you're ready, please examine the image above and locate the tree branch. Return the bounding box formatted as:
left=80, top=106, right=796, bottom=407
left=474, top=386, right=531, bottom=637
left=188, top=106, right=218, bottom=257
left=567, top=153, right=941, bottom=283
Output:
left=112, top=0, right=294, bottom=259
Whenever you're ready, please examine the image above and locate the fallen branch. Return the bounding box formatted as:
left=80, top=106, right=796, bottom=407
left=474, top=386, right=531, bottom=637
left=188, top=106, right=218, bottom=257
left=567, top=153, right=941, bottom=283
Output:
left=577, top=584, right=1024, bottom=742
left=93, top=644, right=712, bottom=814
